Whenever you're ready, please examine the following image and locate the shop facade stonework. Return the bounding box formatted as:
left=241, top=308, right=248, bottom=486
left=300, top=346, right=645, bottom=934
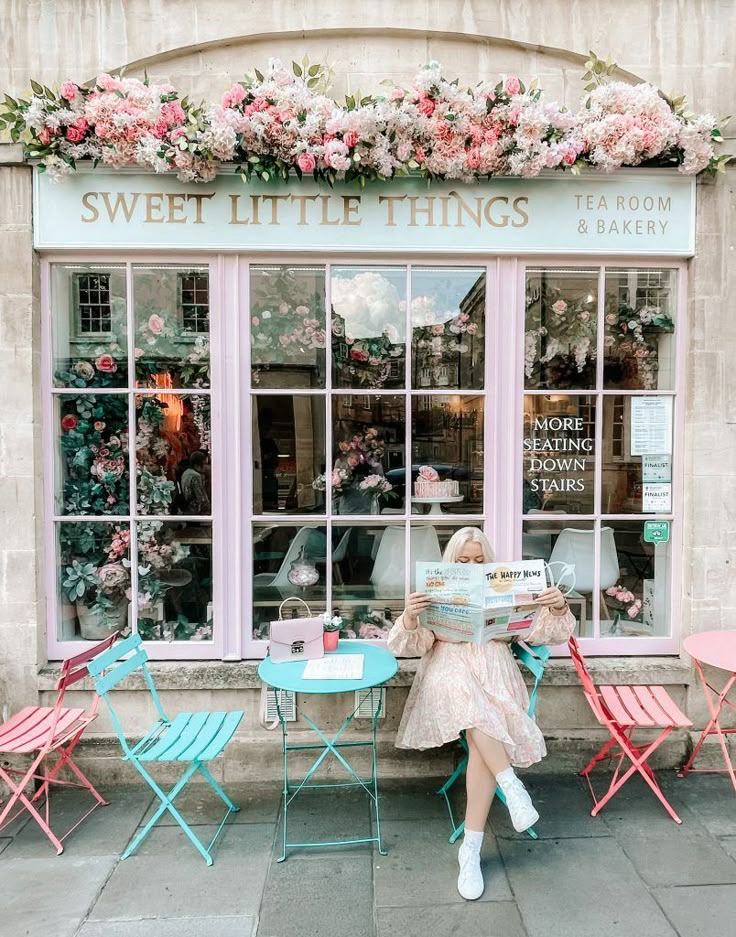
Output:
left=0, top=1, right=734, bottom=781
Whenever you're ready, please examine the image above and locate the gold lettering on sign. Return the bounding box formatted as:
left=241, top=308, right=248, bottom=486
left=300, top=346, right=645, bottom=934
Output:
left=408, top=196, right=435, bottom=227
left=379, top=194, right=407, bottom=226
left=342, top=195, right=362, bottom=226
left=144, top=194, right=165, bottom=223
left=81, top=192, right=99, bottom=223
left=101, top=192, right=141, bottom=222
left=291, top=194, right=319, bottom=225
left=166, top=194, right=187, bottom=223
left=319, top=194, right=341, bottom=226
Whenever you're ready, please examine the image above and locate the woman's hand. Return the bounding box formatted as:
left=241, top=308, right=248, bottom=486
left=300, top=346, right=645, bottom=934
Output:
left=533, top=586, right=569, bottom=615
left=404, top=592, right=432, bottom=630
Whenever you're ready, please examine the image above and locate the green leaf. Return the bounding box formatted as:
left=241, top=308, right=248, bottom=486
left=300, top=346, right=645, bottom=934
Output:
left=307, top=77, right=319, bottom=88
left=30, top=79, right=44, bottom=95
left=308, top=64, right=320, bottom=77
left=254, top=68, right=264, bottom=82
left=292, top=62, right=303, bottom=78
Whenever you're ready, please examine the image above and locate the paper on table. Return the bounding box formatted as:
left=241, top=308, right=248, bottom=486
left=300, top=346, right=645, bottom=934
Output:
left=302, top=654, right=365, bottom=681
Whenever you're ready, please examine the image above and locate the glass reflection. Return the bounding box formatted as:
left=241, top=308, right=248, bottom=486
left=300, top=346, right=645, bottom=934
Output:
left=523, top=395, right=596, bottom=514
left=604, top=269, right=676, bottom=390
left=252, top=395, right=325, bottom=514
left=603, top=521, right=671, bottom=637
left=134, top=266, right=210, bottom=389
left=411, top=395, right=484, bottom=514
left=250, top=265, right=327, bottom=389
left=330, top=396, right=405, bottom=514
left=525, top=268, right=598, bottom=390
left=51, top=265, right=128, bottom=388
left=411, top=268, right=485, bottom=390
left=331, top=266, right=406, bottom=389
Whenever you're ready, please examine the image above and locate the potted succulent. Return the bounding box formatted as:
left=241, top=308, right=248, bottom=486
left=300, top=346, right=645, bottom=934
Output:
left=322, top=612, right=343, bottom=652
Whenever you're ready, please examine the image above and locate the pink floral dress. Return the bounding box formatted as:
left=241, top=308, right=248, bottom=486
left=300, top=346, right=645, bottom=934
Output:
left=387, top=608, right=576, bottom=768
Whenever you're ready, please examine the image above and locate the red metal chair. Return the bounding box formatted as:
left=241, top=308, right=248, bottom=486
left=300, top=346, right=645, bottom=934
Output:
left=0, top=632, right=118, bottom=853
left=568, top=636, right=692, bottom=824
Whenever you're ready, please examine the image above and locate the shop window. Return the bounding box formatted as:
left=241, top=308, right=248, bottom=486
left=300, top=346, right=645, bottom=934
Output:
left=49, top=263, right=215, bottom=652
left=75, top=273, right=112, bottom=335
left=522, top=266, right=678, bottom=645
left=178, top=272, right=210, bottom=334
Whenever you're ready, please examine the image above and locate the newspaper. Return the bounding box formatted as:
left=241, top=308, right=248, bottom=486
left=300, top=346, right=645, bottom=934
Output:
left=415, top=560, right=548, bottom=644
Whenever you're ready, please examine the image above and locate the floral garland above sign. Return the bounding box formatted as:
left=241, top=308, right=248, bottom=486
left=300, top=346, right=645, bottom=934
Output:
left=0, top=53, right=729, bottom=184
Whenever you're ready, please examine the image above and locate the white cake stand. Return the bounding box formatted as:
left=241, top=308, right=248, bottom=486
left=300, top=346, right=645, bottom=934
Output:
left=411, top=494, right=465, bottom=516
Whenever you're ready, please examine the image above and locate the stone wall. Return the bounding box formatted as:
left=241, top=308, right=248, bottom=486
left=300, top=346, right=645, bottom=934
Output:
left=0, top=1, right=734, bottom=772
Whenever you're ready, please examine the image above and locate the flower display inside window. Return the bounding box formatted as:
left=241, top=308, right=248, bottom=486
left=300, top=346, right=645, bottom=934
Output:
left=314, top=427, right=397, bottom=514
left=250, top=266, right=327, bottom=388
left=57, top=522, right=131, bottom=641
left=58, top=395, right=129, bottom=515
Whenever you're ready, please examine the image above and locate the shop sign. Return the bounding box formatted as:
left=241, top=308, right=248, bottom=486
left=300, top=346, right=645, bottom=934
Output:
left=34, top=170, right=695, bottom=255
left=643, top=520, right=670, bottom=543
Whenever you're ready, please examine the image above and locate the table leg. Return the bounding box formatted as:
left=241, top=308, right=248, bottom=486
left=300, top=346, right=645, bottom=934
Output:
left=678, top=662, right=736, bottom=792
left=370, top=688, right=387, bottom=856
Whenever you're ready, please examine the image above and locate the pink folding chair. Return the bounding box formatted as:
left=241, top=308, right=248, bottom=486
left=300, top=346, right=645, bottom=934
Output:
left=0, top=632, right=118, bottom=853
left=568, top=636, right=692, bottom=824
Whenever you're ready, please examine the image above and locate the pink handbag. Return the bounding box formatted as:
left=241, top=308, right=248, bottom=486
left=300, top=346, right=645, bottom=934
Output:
left=269, top=598, right=325, bottom=664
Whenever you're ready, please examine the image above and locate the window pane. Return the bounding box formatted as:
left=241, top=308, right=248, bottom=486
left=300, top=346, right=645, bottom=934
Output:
left=602, top=396, right=673, bottom=514
left=56, top=395, right=129, bottom=515
left=525, top=268, right=598, bottom=390
left=250, top=265, right=327, bottom=389
left=332, top=395, right=406, bottom=514
left=134, top=265, right=210, bottom=389
left=521, top=520, right=594, bottom=636
left=331, top=266, right=406, bottom=389
left=57, top=521, right=130, bottom=641
left=411, top=268, right=485, bottom=390
left=252, top=395, right=325, bottom=514
left=601, top=521, right=671, bottom=638
left=51, top=264, right=127, bottom=388
left=523, top=395, right=596, bottom=514
left=137, top=521, right=213, bottom=641
left=411, top=395, right=484, bottom=514
left=604, top=269, right=676, bottom=390
left=331, top=523, right=405, bottom=639
left=252, top=523, right=327, bottom=641
left=136, top=394, right=211, bottom=516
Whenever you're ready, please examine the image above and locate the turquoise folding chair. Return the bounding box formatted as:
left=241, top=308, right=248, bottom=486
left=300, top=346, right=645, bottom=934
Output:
left=88, top=634, right=244, bottom=865
left=437, top=641, right=551, bottom=843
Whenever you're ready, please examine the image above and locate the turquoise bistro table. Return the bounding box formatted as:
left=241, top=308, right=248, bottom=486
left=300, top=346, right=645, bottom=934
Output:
left=258, top=641, right=398, bottom=861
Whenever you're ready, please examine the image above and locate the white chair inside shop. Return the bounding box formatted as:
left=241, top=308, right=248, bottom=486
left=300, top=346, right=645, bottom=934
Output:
left=370, top=526, right=442, bottom=597
left=549, top=526, right=620, bottom=619
left=253, top=526, right=327, bottom=590
left=521, top=508, right=566, bottom=560
left=331, top=528, right=353, bottom=585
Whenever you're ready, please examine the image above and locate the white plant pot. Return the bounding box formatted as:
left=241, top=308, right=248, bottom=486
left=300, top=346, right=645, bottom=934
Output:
left=76, top=600, right=128, bottom=641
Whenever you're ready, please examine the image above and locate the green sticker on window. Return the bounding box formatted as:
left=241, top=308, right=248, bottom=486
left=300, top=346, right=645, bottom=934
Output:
left=643, top=520, right=670, bottom=544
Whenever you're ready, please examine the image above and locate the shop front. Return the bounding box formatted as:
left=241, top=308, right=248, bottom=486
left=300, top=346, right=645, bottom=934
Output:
left=34, top=169, right=692, bottom=676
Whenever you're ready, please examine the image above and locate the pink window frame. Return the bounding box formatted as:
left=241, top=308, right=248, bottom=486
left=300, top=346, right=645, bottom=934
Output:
left=41, top=252, right=686, bottom=661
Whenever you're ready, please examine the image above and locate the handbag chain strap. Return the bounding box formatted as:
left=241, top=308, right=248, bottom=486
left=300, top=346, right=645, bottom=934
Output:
left=277, top=596, right=313, bottom=619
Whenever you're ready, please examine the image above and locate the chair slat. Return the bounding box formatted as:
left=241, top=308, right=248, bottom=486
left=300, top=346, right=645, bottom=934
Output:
left=140, top=712, right=205, bottom=762
left=648, top=685, right=692, bottom=727
left=174, top=712, right=229, bottom=763
left=93, top=648, right=148, bottom=695
left=599, top=686, right=637, bottom=726
left=0, top=708, right=87, bottom=754
left=59, top=632, right=119, bottom=689
left=193, top=711, right=244, bottom=762
left=88, top=633, right=143, bottom=677
left=615, top=685, right=657, bottom=726
left=0, top=707, right=50, bottom=747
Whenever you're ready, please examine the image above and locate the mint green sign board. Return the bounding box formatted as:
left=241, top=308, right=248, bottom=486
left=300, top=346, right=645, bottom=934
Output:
left=33, top=170, right=695, bottom=255
left=643, top=520, right=670, bottom=544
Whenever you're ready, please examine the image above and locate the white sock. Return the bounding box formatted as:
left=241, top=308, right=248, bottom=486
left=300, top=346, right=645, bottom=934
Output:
left=496, top=767, right=516, bottom=788
left=463, top=829, right=484, bottom=853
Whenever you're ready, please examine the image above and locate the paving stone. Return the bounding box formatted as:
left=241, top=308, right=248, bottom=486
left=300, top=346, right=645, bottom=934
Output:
left=257, top=855, right=373, bottom=937
left=78, top=916, right=256, bottom=937
left=661, top=773, right=736, bottom=836
left=498, top=837, right=678, bottom=937
left=0, top=837, right=10, bottom=855
left=654, top=884, right=736, bottom=937
left=0, top=855, right=117, bottom=937
left=139, top=782, right=280, bottom=827
left=373, top=819, right=511, bottom=907
left=720, top=836, right=736, bottom=859
left=377, top=777, right=462, bottom=821
left=1, top=789, right=154, bottom=859
left=88, top=823, right=274, bottom=921
left=376, top=901, right=527, bottom=937
left=275, top=786, right=373, bottom=859
left=489, top=774, right=611, bottom=840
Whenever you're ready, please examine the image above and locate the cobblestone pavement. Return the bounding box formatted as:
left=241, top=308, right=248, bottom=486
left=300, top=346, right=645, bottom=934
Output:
left=1, top=772, right=735, bottom=937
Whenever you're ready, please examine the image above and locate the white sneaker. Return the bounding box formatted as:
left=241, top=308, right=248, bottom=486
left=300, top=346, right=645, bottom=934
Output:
left=498, top=774, right=539, bottom=832
left=457, top=842, right=485, bottom=900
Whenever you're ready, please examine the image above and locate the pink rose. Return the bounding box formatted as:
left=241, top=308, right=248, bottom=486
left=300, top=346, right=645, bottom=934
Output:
left=134, top=347, right=144, bottom=359
left=391, top=88, right=405, bottom=101
left=297, top=152, right=317, bottom=173
left=552, top=300, right=568, bottom=315
left=148, top=314, right=165, bottom=335
left=343, top=130, right=359, bottom=148
left=66, top=126, right=85, bottom=143
left=252, top=316, right=260, bottom=327
left=418, top=465, right=439, bottom=482
left=431, top=324, right=444, bottom=335
left=466, top=323, right=478, bottom=335
left=61, top=414, right=78, bottom=431
left=60, top=81, right=78, bottom=102
left=418, top=97, right=436, bottom=117
left=414, top=146, right=426, bottom=163
left=504, top=77, right=521, bottom=96
left=466, top=147, right=481, bottom=170
left=94, top=421, right=106, bottom=431
left=95, top=354, right=117, bottom=373
left=222, top=83, right=246, bottom=108
left=38, top=128, right=52, bottom=146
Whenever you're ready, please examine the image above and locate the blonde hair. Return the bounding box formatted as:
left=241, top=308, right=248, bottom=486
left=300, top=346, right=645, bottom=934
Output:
left=442, top=527, right=495, bottom=563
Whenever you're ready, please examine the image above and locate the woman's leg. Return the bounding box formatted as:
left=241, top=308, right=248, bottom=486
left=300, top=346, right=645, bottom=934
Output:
left=464, top=732, right=497, bottom=831
left=466, top=727, right=539, bottom=833
left=466, top=727, right=512, bottom=779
